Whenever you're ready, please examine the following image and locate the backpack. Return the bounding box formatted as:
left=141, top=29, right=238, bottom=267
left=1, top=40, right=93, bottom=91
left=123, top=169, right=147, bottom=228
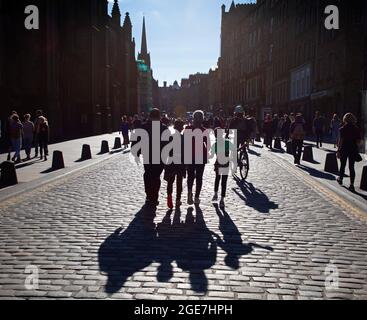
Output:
left=292, top=123, right=305, bottom=140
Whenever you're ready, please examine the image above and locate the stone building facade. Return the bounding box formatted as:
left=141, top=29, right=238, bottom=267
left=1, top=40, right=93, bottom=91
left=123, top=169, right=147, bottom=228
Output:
left=220, top=0, right=365, bottom=129
left=0, top=0, right=138, bottom=143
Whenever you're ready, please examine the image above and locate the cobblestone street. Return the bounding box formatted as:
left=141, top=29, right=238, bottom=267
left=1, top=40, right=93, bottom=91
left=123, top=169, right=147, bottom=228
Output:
left=0, top=145, right=367, bottom=300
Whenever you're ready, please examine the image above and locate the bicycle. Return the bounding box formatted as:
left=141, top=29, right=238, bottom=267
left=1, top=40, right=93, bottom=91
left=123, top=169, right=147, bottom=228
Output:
left=237, top=142, right=250, bottom=181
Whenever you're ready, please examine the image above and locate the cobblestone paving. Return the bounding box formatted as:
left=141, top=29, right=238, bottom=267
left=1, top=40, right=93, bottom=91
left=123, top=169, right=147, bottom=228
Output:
left=0, top=146, right=366, bottom=300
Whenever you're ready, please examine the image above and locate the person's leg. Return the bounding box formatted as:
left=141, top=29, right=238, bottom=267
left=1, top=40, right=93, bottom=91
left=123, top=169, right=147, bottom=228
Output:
left=187, top=165, right=195, bottom=192
left=12, top=138, right=21, bottom=161
left=39, top=139, right=44, bottom=158
left=144, top=165, right=153, bottom=202
left=176, top=175, right=183, bottom=204
left=297, top=140, right=303, bottom=164
left=186, top=165, right=195, bottom=205
left=338, top=155, right=347, bottom=183
left=167, top=176, right=174, bottom=196
left=151, top=165, right=164, bottom=204
left=195, top=165, right=205, bottom=199
left=348, top=157, right=356, bottom=187
left=292, top=140, right=298, bottom=164
left=25, top=138, right=31, bottom=158
left=34, top=135, right=39, bottom=157
left=167, top=175, right=174, bottom=209
left=44, top=141, right=49, bottom=157
left=214, top=174, right=220, bottom=194
left=221, top=174, right=229, bottom=198
left=320, top=131, right=323, bottom=147
left=23, top=138, right=28, bottom=158
left=317, top=132, right=322, bottom=147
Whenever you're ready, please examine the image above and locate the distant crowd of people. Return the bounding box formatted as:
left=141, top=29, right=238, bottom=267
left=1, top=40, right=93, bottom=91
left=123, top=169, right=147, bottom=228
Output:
left=2, top=110, right=49, bottom=163
left=261, top=110, right=362, bottom=191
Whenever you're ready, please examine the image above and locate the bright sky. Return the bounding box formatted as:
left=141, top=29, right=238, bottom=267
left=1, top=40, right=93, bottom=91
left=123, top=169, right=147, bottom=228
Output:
left=107, top=0, right=249, bottom=86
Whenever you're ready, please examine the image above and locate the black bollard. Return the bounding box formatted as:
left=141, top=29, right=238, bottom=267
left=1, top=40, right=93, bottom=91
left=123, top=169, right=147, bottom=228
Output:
left=274, top=138, right=282, bottom=150
left=81, top=144, right=92, bottom=161
left=100, top=140, right=110, bottom=154
left=286, top=141, right=293, bottom=155
left=302, top=146, right=314, bottom=163
left=113, top=137, right=122, bottom=150
left=324, top=153, right=339, bottom=174
left=0, top=161, right=18, bottom=188
left=52, top=151, right=65, bottom=170
left=361, top=166, right=367, bottom=191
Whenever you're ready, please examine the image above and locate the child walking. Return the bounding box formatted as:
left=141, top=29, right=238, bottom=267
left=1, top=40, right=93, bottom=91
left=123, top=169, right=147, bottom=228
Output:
left=211, top=128, right=233, bottom=208
left=164, top=119, right=186, bottom=209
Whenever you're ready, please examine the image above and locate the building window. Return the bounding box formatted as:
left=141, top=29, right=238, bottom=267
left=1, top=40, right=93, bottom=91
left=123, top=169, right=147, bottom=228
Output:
left=290, top=64, right=311, bottom=101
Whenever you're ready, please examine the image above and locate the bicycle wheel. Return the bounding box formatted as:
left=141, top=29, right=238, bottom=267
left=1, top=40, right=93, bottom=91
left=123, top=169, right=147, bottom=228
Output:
left=239, top=149, right=249, bottom=181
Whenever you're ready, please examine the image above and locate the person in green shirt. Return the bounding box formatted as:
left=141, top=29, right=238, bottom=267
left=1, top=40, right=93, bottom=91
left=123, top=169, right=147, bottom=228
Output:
left=210, top=128, right=234, bottom=208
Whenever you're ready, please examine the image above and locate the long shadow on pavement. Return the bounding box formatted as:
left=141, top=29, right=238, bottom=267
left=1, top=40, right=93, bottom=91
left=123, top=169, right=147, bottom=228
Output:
left=156, top=206, right=217, bottom=293
left=297, top=164, right=336, bottom=181
left=212, top=204, right=273, bottom=269
left=248, top=149, right=261, bottom=157
left=98, top=205, right=218, bottom=295
left=342, top=186, right=367, bottom=201
left=233, top=177, right=278, bottom=214
left=98, top=205, right=157, bottom=294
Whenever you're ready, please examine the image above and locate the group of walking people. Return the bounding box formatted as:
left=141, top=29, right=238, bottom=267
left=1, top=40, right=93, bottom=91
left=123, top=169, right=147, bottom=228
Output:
left=3, top=110, right=49, bottom=163
left=130, top=108, right=235, bottom=210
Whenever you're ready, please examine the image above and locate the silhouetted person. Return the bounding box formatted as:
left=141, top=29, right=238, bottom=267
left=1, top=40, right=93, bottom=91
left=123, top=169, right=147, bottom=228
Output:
left=290, top=114, right=306, bottom=165
left=133, top=108, right=168, bottom=207
left=9, top=114, right=23, bottom=163
left=184, top=110, right=208, bottom=205
left=263, top=114, right=274, bottom=149
left=38, top=117, right=49, bottom=161
left=120, top=116, right=130, bottom=149
left=281, top=115, right=291, bottom=142
left=210, top=127, right=233, bottom=208
left=164, top=119, right=186, bottom=209
left=23, top=114, right=34, bottom=161
left=330, top=114, right=341, bottom=148
left=313, top=111, right=326, bottom=148
left=337, top=113, right=362, bottom=192
left=33, top=110, right=43, bottom=158
left=5, top=111, right=18, bottom=161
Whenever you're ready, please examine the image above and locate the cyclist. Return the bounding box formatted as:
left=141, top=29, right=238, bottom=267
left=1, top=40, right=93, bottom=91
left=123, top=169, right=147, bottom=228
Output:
left=228, top=105, right=250, bottom=149
left=228, top=106, right=250, bottom=179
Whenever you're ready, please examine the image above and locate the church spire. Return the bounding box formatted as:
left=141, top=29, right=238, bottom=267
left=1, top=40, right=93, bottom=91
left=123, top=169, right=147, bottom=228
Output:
left=230, top=1, right=236, bottom=11
left=138, top=17, right=151, bottom=68
left=111, top=0, right=121, bottom=26
left=141, top=16, right=148, bottom=56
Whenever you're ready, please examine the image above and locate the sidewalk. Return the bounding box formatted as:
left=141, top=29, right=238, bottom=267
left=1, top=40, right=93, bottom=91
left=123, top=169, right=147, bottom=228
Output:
left=265, top=137, right=367, bottom=213
left=0, top=132, right=124, bottom=199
